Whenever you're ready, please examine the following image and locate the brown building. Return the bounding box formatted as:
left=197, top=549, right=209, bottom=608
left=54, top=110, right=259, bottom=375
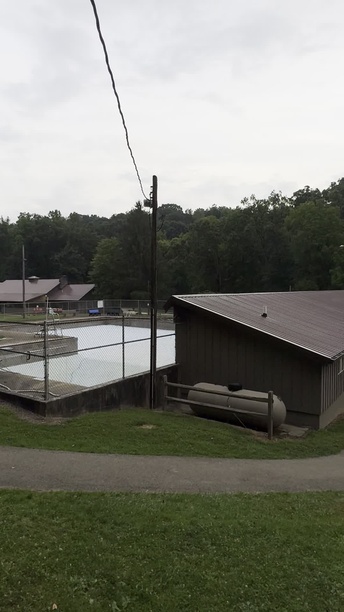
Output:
left=0, top=277, right=94, bottom=304
left=166, top=291, right=344, bottom=429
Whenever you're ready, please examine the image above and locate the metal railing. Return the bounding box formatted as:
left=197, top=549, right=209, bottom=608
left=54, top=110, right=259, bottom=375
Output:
left=162, top=378, right=274, bottom=440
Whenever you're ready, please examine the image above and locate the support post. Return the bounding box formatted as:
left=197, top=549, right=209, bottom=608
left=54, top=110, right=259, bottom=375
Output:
left=151, top=175, right=158, bottom=409
left=122, top=314, right=125, bottom=379
left=43, top=320, right=49, bottom=400
left=162, top=375, right=168, bottom=410
left=22, top=244, right=26, bottom=319
left=145, top=175, right=158, bottom=410
left=267, top=390, right=274, bottom=440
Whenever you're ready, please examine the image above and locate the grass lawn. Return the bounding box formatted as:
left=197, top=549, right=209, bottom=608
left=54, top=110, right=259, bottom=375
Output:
left=0, top=314, right=86, bottom=323
left=0, top=404, right=344, bottom=459
left=0, top=314, right=46, bottom=323
left=1, top=491, right=343, bottom=611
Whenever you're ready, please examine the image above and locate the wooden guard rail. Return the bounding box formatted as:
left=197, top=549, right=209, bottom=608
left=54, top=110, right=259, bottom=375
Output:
left=162, top=377, right=274, bottom=440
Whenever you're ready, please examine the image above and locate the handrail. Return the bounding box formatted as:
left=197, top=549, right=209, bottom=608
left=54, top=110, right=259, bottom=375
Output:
left=165, top=380, right=268, bottom=403
left=163, top=376, right=274, bottom=440
left=165, top=395, right=265, bottom=418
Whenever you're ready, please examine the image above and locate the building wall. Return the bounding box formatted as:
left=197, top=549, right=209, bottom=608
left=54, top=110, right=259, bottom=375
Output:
left=320, top=359, right=344, bottom=427
left=175, top=307, right=323, bottom=428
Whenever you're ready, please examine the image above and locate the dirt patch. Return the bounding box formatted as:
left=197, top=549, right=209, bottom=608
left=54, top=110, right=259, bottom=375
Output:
left=136, top=424, right=157, bottom=430
left=0, top=400, right=68, bottom=425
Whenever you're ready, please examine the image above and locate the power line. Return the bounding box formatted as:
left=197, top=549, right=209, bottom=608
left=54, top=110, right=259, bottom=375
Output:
left=89, top=0, right=149, bottom=201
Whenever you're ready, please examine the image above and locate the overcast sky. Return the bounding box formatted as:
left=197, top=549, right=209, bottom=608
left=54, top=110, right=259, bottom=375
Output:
left=0, top=0, right=343, bottom=220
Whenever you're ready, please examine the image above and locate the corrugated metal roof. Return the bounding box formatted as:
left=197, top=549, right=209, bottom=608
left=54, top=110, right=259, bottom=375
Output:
left=169, top=291, right=344, bottom=361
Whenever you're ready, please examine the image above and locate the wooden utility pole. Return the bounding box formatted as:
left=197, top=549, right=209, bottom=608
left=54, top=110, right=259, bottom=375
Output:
left=150, top=175, right=158, bottom=409
left=22, top=244, right=26, bottom=319
left=144, top=176, right=158, bottom=409
left=144, top=175, right=158, bottom=409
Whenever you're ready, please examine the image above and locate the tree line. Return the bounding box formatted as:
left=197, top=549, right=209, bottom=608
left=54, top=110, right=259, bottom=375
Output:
left=2, top=177, right=344, bottom=299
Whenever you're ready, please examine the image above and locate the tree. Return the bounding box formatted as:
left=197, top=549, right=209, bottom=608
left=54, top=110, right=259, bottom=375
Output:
left=157, top=204, right=192, bottom=240
left=322, top=178, right=344, bottom=217
left=285, top=201, right=344, bottom=290
left=89, top=203, right=151, bottom=299
left=187, top=215, right=226, bottom=292
left=219, top=194, right=292, bottom=293
left=89, top=238, right=122, bottom=298
left=291, top=186, right=324, bottom=207
left=15, top=211, right=67, bottom=278
left=116, top=203, right=151, bottom=298
left=2, top=176, right=344, bottom=299
left=0, top=217, right=14, bottom=280
left=158, top=234, right=191, bottom=296
left=53, top=243, right=87, bottom=283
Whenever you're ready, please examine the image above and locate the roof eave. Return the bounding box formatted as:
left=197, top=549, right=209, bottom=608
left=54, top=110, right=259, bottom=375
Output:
left=169, top=294, right=334, bottom=363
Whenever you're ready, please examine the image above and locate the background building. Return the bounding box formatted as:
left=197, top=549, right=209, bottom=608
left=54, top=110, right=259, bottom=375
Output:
left=0, top=276, right=94, bottom=305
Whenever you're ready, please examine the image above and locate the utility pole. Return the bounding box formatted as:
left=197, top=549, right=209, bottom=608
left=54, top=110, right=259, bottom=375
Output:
left=145, top=175, right=158, bottom=409
left=151, top=175, right=158, bottom=410
left=22, top=244, right=26, bottom=319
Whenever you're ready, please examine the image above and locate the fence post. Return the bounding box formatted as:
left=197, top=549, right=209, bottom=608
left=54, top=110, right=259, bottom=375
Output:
left=122, top=314, right=125, bottom=379
left=267, top=390, right=274, bottom=440
left=43, top=320, right=49, bottom=400
left=162, top=375, right=168, bottom=410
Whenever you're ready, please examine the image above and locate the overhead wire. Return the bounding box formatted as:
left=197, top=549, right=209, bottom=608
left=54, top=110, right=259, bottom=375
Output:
left=89, top=0, right=149, bottom=202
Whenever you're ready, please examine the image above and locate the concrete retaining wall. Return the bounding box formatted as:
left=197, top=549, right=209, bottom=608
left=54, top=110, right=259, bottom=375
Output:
left=0, top=364, right=179, bottom=418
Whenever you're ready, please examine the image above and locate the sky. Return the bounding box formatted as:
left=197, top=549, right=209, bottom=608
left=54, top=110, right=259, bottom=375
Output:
left=0, top=0, right=343, bottom=220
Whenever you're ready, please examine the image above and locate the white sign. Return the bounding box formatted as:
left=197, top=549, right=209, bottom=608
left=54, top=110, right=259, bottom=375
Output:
left=97, top=300, right=104, bottom=308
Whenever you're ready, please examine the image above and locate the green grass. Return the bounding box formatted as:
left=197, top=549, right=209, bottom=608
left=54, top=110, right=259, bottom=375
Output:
left=0, top=490, right=343, bottom=611
left=0, top=314, right=46, bottom=322
left=0, top=314, right=84, bottom=323
left=1, top=405, right=344, bottom=459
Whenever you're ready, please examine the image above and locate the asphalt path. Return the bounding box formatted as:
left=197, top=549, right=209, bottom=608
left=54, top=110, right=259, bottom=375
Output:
left=1, top=446, right=344, bottom=494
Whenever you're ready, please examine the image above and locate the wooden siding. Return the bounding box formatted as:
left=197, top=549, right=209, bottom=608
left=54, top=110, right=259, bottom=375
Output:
left=321, top=359, right=344, bottom=413
left=175, top=307, right=322, bottom=423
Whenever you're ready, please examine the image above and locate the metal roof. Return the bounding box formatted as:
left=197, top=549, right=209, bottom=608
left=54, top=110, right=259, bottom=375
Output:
left=48, top=283, right=95, bottom=301
left=0, top=279, right=60, bottom=302
left=168, top=291, right=344, bottom=361
left=0, top=280, right=95, bottom=303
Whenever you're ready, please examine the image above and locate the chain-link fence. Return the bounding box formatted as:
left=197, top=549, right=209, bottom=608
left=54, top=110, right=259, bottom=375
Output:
left=0, top=317, right=175, bottom=400
left=0, top=299, right=168, bottom=317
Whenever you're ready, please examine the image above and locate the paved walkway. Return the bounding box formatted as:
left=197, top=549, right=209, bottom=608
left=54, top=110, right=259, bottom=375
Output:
left=1, top=446, right=344, bottom=493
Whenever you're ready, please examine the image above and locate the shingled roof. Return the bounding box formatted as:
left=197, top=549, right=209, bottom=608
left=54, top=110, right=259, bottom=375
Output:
left=166, top=291, right=344, bottom=361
